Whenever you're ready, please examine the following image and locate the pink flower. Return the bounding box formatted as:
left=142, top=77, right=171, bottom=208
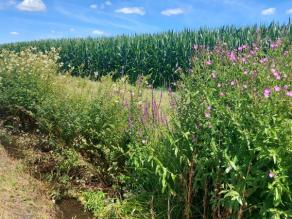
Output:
left=260, top=57, right=268, bottom=64
left=283, top=51, right=288, bottom=56
left=238, top=46, right=243, bottom=52
left=241, top=57, right=247, bottom=64
left=274, top=86, right=281, bottom=92
left=243, top=70, right=248, bottom=75
left=287, top=91, right=292, bottom=97
left=193, top=44, right=199, bottom=50
left=207, top=106, right=212, bottom=110
left=242, top=45, right=248, bottom=49
left=206, top=60, right=212, bottom=65
left=250, top=50, right=255, bottom=56
left=264, top=88, right=271, bottom=98
left=283, top=85, right=288, bottom=90
left=230, top=80, right=236, bottom=86
left=271, top=42, right=278, bottom=49
left=273, top=72, right=281, bottom=80
left=228, top=51, right=237, bottom=62
left=220, top=92, right=225, bottom=97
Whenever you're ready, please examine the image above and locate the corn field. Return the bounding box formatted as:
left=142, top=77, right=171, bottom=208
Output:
left=1, top=21, right=291, bottom=86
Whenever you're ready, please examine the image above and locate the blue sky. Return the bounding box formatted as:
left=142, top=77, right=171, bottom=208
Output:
left=0, top=0, right=291, bottom=44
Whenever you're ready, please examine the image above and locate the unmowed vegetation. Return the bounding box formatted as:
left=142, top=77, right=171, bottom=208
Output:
left=1, top=22, right=292, bottom=86
left=0, top=23, right=292, bottom=218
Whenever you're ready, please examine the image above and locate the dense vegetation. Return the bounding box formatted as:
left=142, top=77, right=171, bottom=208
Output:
left=1, top=22, right=292, bottom=86
left=0, top=26, right=292, bottom=218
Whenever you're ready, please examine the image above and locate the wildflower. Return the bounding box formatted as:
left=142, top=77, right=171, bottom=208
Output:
left=142, top=139, right=147, bottom=144
left=264, top=88, right=271, bottom=98
left=243, top=84, right=248, bottom=89
left=268, top=170, right=276, bottom=179
left=211, top=72, right=217, bottom=79
left=230, top=80, right=236, bottom=86
left=238, top=46, right=243, bottom=52
left=193, top=44, right=199, bottom=50
left=219, top=92, right=225, bottom=97
left=206, top=60, right=212, bottom=65
left=243, top=70, right=248, bottom=75
left=260, top=57, right=268, bottom=64
left=250, top=50, right=255, bottom=56
left=207, top=105, right=212, bottom=110
left=272, top=69, right=281, bottom=80
left=217, top=83, right=222, bottom=88
left=283, top=51, right=288, bottom=56
left=287, top=91, right=292, bottom=97
left=228, top=51, right=237, bottom=62
left=274, top=86, right=281, bottom=92
left=241, top=57, right=247, bottom=64
left=205, top=112, right=211, bottom=118
left=283, top=85, right=288, bottom=90
left=242, top=44, right=248, bottom=49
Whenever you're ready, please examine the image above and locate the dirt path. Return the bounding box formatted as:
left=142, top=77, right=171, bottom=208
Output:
left=0, top=144, right=57, bottom=219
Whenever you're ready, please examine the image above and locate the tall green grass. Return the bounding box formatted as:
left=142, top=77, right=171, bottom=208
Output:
left=1, top=21, right=291, bottom=86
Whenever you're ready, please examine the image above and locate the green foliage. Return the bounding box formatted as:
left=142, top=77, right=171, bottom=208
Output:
left=128, top=39, right=292, bottom=218
left=1, top=22, right=291, bottom=86
left=81, top=191, right=151, bottom=219
left=1, top=33, right=291, bottom=218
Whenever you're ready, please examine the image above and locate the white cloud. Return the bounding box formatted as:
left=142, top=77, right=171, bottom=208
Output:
left=286, top=8, right=292, bottom=14
left=115, top=7, right=145, bottom=15
left=17, top=0, right=46, bottom=11
left=90, top=4, right=97, bottom=9
left=161, top=8, right=186, bottom=16
left=92, top=30, right=105, bottom=35
left=261, top=8, right=276, bottom=16
left=105, top=1, right=112, bottom=6
left=10, top=31, right=19, bottom=35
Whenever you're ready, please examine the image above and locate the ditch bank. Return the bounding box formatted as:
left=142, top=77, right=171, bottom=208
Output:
left=0, top=108, right=94, bottom=218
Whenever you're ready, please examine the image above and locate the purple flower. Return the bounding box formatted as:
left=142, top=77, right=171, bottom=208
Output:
left=264, top=88, right=271, bottom=98
left=283, top=85, right=289, bottom=90
left=207, top=105, right=212, bottom=110
left=242, top=45, right=248, bottom=49
left=287, top=91, right=292, bottom=97
left=274, top=86, right=281, bottom=92
left=238, top=46, right=243, bottom=52
left=284, top=51, right=288, bottom=56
